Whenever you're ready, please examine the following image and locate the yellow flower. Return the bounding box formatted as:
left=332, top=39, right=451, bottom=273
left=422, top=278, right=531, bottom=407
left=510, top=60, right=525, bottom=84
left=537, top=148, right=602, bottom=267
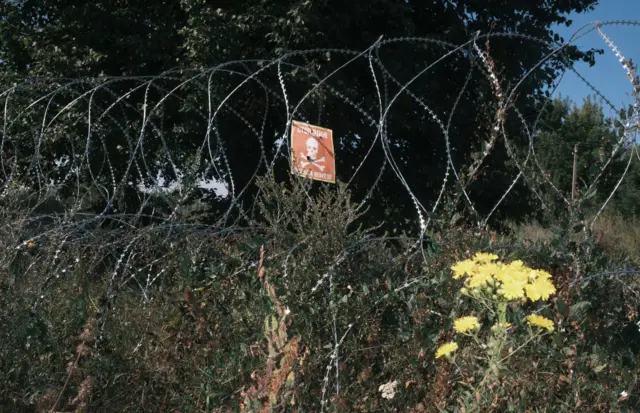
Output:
left=451, top=259, right=476, bottom=279
left=535, top=269, right=553, bottom=280
left=435, top=342, right=459, bottom=359
left=453, top=256, right=556, bottom=304
left=465, top=267, right=493, bottom=289
left=497, top=278, right=527, bottom=300
left=472, top=252, right=499, bottom=263
left=526, top=314, right=554, bottom=332
left=454, top=316, right=480, bottom=333
left=525, top=277, right=556, bottom=301
left=494, top=260, right=524, bottom=282
left=506, top=259, right=525, bottom=270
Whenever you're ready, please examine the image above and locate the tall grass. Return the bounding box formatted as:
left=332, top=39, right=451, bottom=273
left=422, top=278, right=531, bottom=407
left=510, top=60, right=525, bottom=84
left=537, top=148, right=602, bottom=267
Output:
left=1, top=178, right=639, bottom=412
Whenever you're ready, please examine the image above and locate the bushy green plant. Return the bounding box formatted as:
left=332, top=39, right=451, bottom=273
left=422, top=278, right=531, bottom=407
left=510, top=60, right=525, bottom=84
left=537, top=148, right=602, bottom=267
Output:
left=0, top=177, right=639, bottom=412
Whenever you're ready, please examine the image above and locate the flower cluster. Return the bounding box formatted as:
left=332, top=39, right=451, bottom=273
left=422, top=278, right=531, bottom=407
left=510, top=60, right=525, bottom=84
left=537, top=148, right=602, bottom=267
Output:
left=526, top=314, right=554, bottom=332
left=435, top=253, right=557, bottom=360
left=454, top=316, right=481, bottom=333
left=451, top=252, right=556, bottom=302
left=435, top=342, right=459, bottom=359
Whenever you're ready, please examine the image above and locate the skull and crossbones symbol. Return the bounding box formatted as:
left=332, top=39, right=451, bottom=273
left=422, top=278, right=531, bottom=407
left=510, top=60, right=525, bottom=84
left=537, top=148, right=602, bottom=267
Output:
left=299, top=137, right=326, bottom=171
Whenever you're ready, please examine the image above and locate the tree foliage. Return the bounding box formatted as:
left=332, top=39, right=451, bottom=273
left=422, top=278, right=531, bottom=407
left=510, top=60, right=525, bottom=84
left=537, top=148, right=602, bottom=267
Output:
left=534, top=95, right=639, bottom=218
left=0, top=0, right=604, bottom=228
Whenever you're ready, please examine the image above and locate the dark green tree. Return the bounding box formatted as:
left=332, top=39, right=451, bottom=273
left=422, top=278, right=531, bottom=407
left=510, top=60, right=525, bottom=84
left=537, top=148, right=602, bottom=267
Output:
left=612, top=151, right=640, bottom=218
left=0, top=0, right=603, bottom=229
left=534, top=95, right=630, bottom=216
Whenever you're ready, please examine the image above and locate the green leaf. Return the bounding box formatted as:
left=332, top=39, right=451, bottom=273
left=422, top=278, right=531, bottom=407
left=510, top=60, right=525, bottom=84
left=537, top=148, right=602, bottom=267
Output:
left=561, top=346, right=575, bottom=356
left=553, top=332, right=565, bottom=347
left=286, top=371, right=295, bottom=387
left=556, top=299, right=570, bottom=317
left=569, top=301, right=592, bottom=320
left=264, top=315, right=278, bottom=333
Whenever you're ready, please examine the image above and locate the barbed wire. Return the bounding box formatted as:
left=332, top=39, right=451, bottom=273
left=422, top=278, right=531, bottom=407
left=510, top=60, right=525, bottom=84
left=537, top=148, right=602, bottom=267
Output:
left=1, top=20, right=639, bottom=409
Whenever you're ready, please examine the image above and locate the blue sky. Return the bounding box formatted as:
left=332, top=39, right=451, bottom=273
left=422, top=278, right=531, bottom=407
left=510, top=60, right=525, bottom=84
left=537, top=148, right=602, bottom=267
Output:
left=552, top=0, right=639, bottom=116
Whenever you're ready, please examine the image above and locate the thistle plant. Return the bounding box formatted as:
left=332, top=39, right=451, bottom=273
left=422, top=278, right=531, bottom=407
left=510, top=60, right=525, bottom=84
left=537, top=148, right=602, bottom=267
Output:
left=436, top=253, right=557, bottom=411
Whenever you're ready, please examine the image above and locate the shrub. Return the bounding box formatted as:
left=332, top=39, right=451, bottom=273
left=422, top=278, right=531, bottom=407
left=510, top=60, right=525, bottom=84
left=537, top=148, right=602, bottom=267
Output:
left=0, top=177, right=639, bottom=412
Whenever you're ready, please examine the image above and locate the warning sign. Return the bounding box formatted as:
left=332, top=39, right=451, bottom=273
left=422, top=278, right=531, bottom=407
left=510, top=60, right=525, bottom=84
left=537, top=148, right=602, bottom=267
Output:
left=290, top=120, right=335, bottom=183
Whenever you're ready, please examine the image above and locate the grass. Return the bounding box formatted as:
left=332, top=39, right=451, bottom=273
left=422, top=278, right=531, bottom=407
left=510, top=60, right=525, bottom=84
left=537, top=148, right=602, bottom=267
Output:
left=1, top=179, right=639, bottom=412
left=592, top=212, right=640, bottom=267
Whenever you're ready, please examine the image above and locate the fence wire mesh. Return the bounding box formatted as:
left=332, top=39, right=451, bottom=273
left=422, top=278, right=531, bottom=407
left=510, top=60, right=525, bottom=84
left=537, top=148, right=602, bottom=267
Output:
left=1, top=20, right=640, bottom=410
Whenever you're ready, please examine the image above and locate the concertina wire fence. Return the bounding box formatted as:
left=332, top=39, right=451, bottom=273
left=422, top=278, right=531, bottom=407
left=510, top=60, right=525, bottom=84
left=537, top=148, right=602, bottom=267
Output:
left=1, top=19, right=639, bottom=409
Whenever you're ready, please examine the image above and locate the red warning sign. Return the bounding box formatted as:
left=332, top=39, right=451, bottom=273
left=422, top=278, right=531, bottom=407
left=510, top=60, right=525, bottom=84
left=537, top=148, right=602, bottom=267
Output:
left=290, top=120, right=335, bottom=183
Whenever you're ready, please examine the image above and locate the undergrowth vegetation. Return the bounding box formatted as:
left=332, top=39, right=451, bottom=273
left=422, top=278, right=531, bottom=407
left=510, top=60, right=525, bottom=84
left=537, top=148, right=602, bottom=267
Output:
left=1, top=177, right=640, bottom=412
